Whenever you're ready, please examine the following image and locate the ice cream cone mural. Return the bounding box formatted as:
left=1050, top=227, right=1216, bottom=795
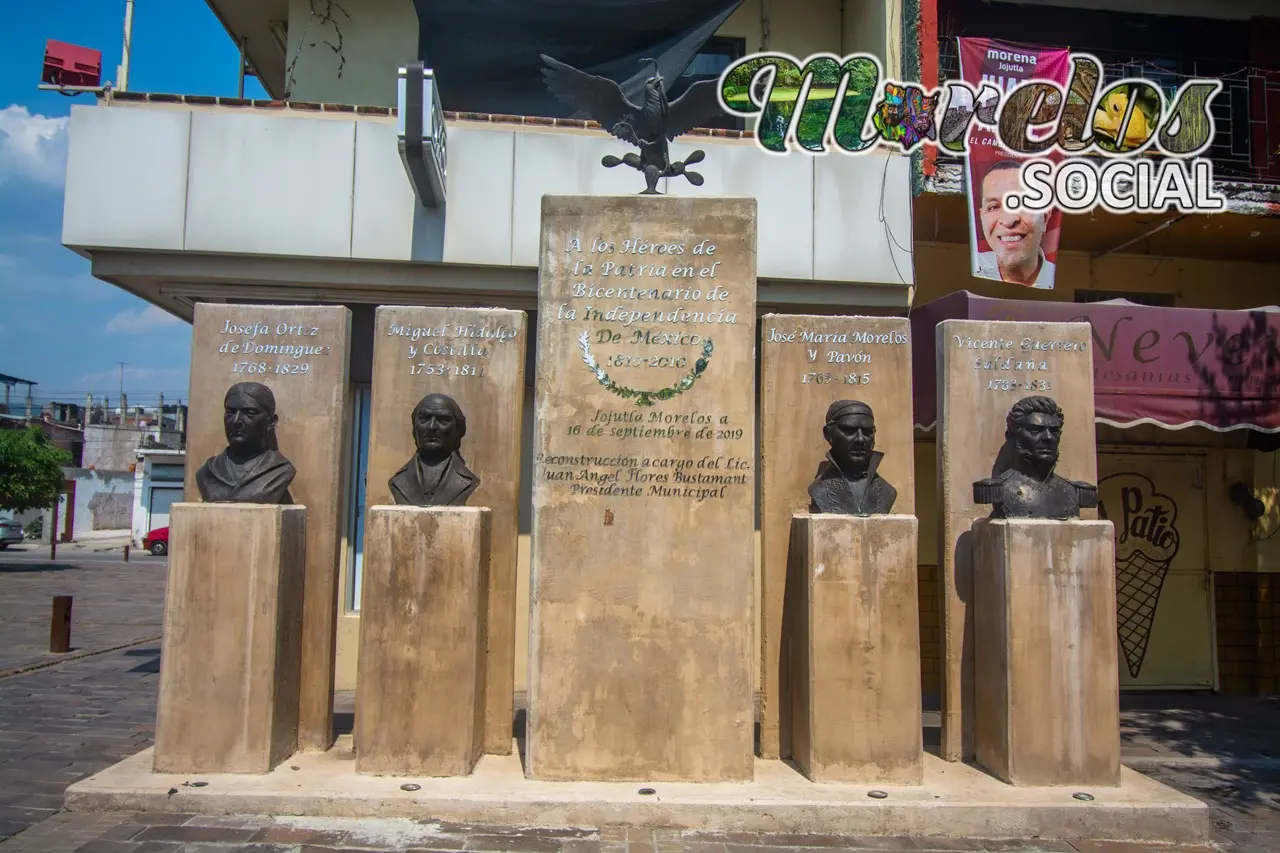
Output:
left=1098, top=473, right=1182, bottom=679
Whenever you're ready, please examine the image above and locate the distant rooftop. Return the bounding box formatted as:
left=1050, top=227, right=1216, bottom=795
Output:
left=0, top=374, right=37, bottom=387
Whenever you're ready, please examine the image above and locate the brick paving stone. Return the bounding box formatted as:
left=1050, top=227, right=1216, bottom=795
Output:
left=132, top=824, right=260, bottom=843
left=558, top=840, right=603, bottom=853
left=465, top=833, right=571, bottom=852
left=125, top=813, right=196, bottom=826
left=678, top=832, right=761, bottom=844
left=1067, top=843, right=1218, bottom=853
left=653, top=840, right=724, bottom=853
left=250, top=824, right=349, bottom=844
left=976, top=841, right=1077, bottom=852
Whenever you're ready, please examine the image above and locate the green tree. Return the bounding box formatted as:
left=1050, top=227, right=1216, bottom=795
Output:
left=0, top=427, right=70, bottom=513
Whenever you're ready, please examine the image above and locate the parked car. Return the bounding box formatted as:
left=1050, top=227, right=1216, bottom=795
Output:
left=0, top=518, right=23, bottom=549
left=143, top=526, right=169, bottom=556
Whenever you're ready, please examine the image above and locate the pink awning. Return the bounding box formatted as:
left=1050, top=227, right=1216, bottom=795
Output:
left=911, top=291, right=1280, bottom=433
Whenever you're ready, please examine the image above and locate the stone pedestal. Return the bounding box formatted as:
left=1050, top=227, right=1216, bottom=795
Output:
left=787, top=514, right=923, bottom=785
left=355, top=506, right=491, bottom=777
left=759, top=314, right=914, bottom=760
left=185, top=303, right=351, bottom=752
left=527, top=195, right=757, bottom=782
left=973, top=518, right=1121, bottom=787
left=154, top=503, right=306, bottom=774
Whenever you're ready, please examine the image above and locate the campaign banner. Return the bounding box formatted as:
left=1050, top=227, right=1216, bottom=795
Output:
left=957, top=37, right=1072, bottom=290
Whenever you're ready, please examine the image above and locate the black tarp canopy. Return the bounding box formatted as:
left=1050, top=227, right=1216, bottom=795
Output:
left=412, top=0, right=744, bottom=116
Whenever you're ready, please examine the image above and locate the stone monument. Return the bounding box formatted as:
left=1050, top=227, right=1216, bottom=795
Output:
left=363, top=305, right=526, bottom=757
left=758, top=315, right=915, bottom=762
left=183, top=303, right=351, bottom=753
left=527, top=195, right=756, bottom=781
left=971, top=395, right=1119, bottom=787
left=154, top=378, right=308, bottom=773
left=935, top=318, right=1097, bottom=762
left=762, top=316, right=921, bottom=783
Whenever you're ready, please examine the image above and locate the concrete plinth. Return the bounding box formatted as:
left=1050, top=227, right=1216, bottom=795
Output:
left=788, top=514, right=922, bottom=785
left=154, top=503, right=306, bottom=774
left=66, top=744, right=1209, bottom=844
left=355, top=506, right=491, bottom=777
left=974, top=518, right=1121, bottom=788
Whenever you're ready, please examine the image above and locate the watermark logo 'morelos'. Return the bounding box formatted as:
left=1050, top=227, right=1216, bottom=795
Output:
left=716, top=51, right=1227, bottom=215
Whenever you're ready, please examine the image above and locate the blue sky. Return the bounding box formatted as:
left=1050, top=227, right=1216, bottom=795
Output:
left=0, top=1, right=269, bottom=410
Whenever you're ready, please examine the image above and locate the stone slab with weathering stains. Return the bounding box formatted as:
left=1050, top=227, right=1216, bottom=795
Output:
left=356, top=506, right=490, bottom=777
left=184, top=303, right=351, bottom=754
left=527, top=195, right=757, bottom=781
left=787, top=513, right=922, bottom=785
left=367, top=305, right=526, bottom=756
left=758, top=314, right=914, bottom=760
left=154, top=503, right=305, bottom=774
left=935, top=319, right=1096, bottom=763
left=973, top=518, right=1121, bottom=787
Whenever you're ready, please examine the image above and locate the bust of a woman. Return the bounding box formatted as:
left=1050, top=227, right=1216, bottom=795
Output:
left=194, top=382, right=296, bottom=504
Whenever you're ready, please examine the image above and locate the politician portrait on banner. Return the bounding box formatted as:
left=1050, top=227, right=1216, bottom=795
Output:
left=958, top=37, right=1071, bottom=290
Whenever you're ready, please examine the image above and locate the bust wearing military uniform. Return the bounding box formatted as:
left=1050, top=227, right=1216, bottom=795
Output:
left=973, top=395, right=1098, bottom=519
left=389, top=393, right=480, bottom=507
left=195, top=382, right=296, bottom=505
left=808, top=400, right=897, bottom=516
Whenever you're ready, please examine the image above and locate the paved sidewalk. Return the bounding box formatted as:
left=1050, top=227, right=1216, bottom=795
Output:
left=0, top=555, right=166, bottom=674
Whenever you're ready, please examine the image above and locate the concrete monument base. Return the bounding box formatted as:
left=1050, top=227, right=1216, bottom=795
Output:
left=356, top=506, right=492, bottom=777
left=153, top=503, right=306, bottom=774
left=787, top=514, right=923, bottom=785
left=65, top=743, right=1208, bottom=844
left=973, top=518, right=1121, bottom=788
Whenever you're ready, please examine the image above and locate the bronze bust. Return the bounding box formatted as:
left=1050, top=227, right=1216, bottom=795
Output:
left=195, top=382, right=296, bottom=504
left=808, top=400, right=897, bottom=516
left=389, top=393, right=480, bottom=506
left=973, top=395, right=1098, bottom=519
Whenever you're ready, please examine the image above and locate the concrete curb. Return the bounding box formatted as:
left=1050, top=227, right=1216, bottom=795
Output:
left=0, top=636, right=162, bottom=681
left=1123, top=756, right=1280, bottom=770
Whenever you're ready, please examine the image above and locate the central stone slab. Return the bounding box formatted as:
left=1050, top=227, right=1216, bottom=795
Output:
left=527, top=195, right=758, bottom=782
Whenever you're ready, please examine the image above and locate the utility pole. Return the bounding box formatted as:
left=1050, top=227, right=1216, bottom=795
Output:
left=118, top=362, right=127, bottom=399
left=117, top=0, right=135, bottom=92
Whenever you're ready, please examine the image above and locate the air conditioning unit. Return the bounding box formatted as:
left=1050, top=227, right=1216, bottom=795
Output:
left=397, top=63, right=447, bottom=208
left=42, top=39, right=102, bottom=88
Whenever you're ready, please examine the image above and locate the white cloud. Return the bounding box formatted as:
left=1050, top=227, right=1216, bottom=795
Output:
left=105, top=305, right=183, bottom=334
left=0, top=105, right=70, bottom=188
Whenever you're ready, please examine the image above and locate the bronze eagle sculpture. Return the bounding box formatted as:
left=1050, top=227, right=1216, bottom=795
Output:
left=540, top=54, right=727, bottom=194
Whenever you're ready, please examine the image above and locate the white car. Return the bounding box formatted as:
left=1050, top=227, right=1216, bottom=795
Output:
left=0, top=518, right=23, bottom=549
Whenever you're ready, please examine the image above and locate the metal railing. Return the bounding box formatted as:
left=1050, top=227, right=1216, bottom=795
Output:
left=935, top=37, right=1280, bottom=187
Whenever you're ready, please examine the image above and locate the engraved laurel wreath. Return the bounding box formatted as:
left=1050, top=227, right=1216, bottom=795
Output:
left=577, top=330, right=714, bottom=407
